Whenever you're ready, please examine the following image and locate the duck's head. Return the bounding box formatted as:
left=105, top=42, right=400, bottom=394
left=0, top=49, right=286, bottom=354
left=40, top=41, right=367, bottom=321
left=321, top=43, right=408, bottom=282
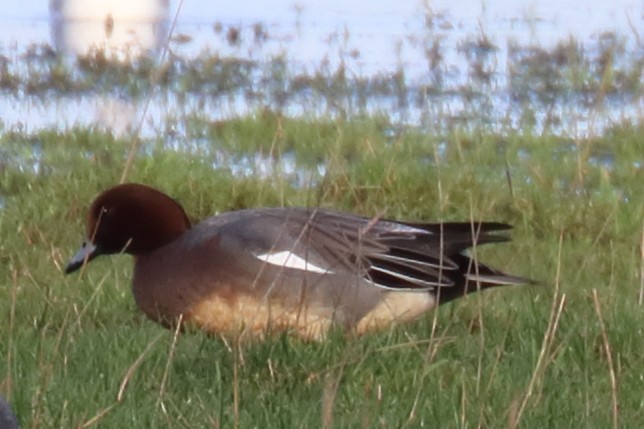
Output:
left=65, top=183, right=191, bottom=274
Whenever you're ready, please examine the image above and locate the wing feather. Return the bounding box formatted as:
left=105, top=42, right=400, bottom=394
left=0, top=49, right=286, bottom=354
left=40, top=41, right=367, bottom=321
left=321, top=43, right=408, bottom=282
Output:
left=248, top=208, right=526, bottom=292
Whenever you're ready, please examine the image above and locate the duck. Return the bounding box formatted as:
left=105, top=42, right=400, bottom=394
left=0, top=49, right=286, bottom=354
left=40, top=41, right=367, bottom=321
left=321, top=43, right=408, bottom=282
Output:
left=66, top=183, right=532, bottom=340
left=0, top=395, right=19, bottom=429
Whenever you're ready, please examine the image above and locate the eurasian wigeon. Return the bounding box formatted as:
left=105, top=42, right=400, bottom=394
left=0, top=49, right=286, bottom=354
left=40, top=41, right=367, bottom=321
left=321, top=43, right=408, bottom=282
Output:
left=66, top=183, right=532, bottom=340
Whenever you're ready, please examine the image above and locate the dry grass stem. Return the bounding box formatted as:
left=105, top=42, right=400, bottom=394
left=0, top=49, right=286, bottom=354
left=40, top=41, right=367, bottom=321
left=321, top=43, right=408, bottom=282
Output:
left=157, top=315, right=183, bottom=411
left=322, top=372, right=341, bottom=429
left=119, top=0, right=184, bottom=183
left=591, top=289, right=619, bottom=429
left=118, top=333, right=164, bottom=402
left=72, top=274, right=109, bottom=329
left=233, top=338, right=240, bottom=429
left=511, top=230, right=566, bottom=428
left=79, top=403, right=118, bottom=428
left=638, top=224, right=643, bottom=305
left=5, top=269, right=18, bottom=396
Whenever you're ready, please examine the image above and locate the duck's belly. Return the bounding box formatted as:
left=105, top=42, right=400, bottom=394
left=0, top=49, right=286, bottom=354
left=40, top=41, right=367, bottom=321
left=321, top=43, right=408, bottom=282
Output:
left=187, top=289, right=435, bottom=341
left=187, top=293, right=332, bottom=341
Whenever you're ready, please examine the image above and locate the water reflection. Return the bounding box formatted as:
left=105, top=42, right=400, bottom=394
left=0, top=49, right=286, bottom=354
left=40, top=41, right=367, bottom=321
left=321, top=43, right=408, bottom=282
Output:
left=49, top=0, right=169, bottom=58
left=48, top=0, right=170, bottom=135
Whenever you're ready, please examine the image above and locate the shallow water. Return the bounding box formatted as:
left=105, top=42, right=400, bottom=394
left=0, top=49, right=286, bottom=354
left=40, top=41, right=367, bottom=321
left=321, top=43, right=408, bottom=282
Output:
left=0, top=0, right=642, bottom=139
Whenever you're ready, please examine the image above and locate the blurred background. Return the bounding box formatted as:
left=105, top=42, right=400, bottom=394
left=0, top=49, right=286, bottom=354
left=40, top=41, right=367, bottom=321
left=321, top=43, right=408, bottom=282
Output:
left=0, top=0, right=641, bottom=137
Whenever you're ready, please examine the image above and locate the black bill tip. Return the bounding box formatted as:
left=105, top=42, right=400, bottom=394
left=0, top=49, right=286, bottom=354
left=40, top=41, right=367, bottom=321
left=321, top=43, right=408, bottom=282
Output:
left=65, top=241, right=98, bottom=274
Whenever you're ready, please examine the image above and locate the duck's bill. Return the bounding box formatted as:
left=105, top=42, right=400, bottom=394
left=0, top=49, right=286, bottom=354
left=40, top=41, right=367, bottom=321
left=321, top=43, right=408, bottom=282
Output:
left=65, top=241, right=98, bottom=274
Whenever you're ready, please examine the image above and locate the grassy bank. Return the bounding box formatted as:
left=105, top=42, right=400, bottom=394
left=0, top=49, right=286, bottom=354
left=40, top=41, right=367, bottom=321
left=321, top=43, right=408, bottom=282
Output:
left=0, top=116, right=643, bottom=427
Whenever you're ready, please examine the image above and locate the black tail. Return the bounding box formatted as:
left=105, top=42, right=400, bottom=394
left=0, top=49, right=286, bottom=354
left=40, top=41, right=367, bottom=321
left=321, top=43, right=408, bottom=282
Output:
left=414, top=222, right=533, bottom=304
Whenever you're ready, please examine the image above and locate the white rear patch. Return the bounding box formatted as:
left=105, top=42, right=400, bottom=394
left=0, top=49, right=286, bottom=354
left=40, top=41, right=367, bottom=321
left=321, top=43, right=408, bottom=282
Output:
left=356, top=291, right=435, bottom=334
left=255, top=251, right=331, bottom=274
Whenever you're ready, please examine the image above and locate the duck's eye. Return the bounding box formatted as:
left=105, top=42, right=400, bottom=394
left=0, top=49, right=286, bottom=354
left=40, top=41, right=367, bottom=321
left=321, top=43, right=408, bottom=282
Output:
left=95, top=206, right=112, bottom=223
left=100, top=206, right=116, bottom=217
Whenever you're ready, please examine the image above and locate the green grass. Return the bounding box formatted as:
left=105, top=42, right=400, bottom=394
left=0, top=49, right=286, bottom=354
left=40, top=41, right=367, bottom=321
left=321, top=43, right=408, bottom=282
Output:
left=0, top=116, right=643, bottom=428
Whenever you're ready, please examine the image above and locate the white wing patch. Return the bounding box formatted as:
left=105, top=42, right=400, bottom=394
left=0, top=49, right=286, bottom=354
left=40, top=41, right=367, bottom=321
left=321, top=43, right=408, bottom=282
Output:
left=254, top=251, right=332, bottom=274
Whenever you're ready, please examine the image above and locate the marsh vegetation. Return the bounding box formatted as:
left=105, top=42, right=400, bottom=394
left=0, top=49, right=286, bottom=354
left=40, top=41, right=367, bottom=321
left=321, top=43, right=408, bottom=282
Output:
left=0, top=16, right=643, bottom=428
